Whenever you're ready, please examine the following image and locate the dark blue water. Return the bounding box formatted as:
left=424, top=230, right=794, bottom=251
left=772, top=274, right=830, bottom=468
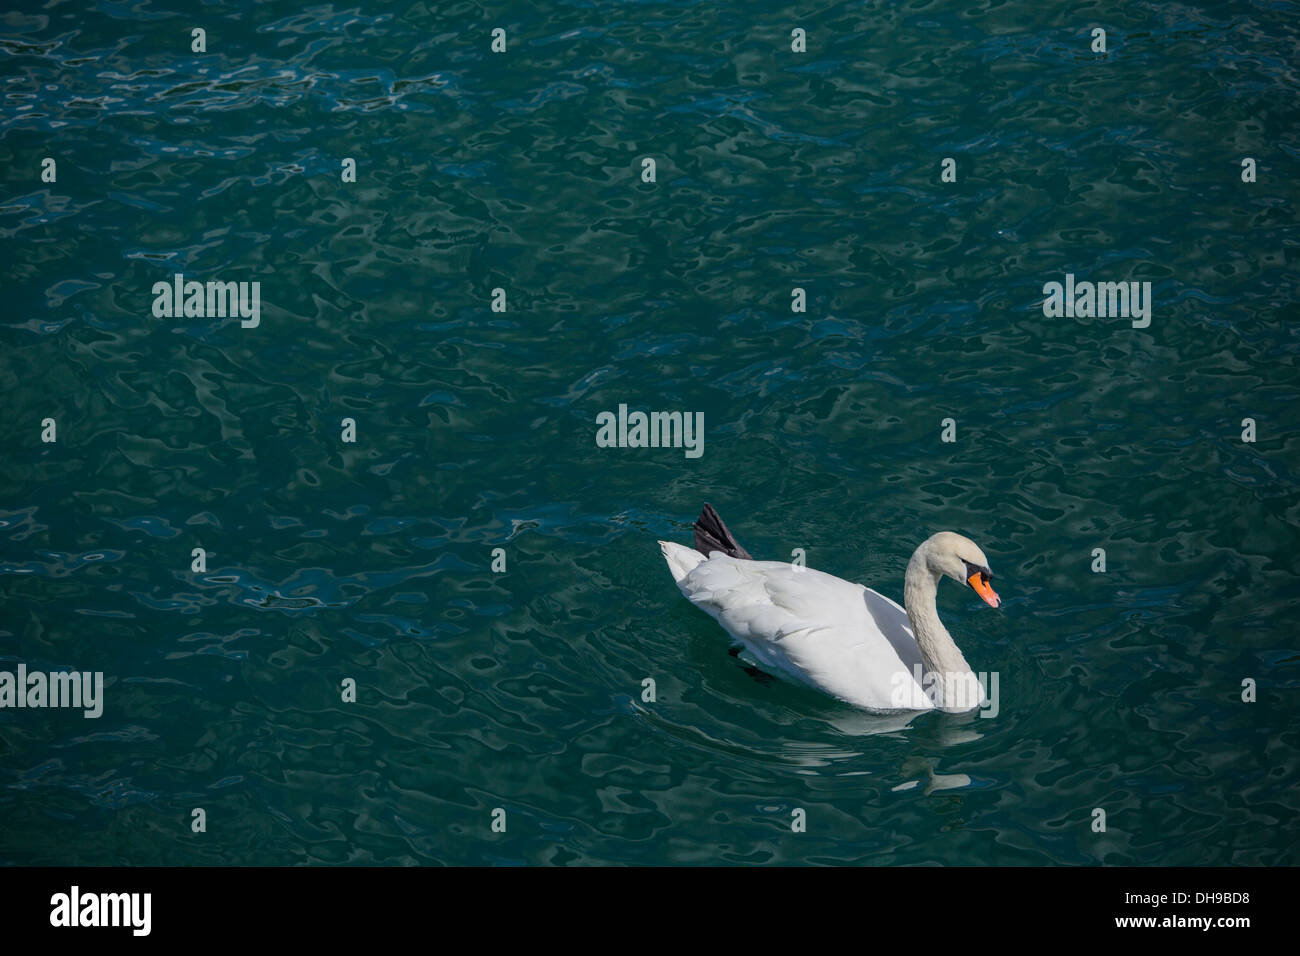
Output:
left=1, top=1, right=1298, bottom=865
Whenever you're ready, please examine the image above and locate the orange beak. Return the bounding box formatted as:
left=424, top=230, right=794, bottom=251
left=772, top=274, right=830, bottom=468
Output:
left=967, top=571, right=1001, bottom=608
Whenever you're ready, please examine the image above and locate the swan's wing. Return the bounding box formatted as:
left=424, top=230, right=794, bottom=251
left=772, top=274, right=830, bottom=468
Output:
left=861, top=587, right=925, bottom=674
left=676, top=557, right=847, bottom=638
left=675, top=556, right=930, bottom=710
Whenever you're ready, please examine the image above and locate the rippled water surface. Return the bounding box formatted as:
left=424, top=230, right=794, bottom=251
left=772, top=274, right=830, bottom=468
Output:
left=2, top=1, right=1298, bottom=865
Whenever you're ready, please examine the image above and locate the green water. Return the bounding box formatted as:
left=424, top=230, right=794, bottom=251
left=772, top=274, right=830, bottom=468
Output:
left=1, top=1, right=1298, bottom=865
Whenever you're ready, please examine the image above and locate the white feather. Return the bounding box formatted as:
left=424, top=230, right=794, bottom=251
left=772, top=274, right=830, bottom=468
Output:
left=659, top=544, right=936, bottom=712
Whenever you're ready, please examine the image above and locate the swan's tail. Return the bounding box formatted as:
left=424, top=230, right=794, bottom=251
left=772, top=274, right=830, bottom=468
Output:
left=693, top=503, right=753, bottom=560
left=659, top=540, right=707, bottom=583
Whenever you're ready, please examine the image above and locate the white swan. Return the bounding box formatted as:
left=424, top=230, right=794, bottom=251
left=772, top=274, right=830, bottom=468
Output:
left=659, top=504, right=1000, bottom=713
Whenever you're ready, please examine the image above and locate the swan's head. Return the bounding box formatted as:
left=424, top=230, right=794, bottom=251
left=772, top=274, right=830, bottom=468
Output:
left=920, top=531, right=1000, bottom=608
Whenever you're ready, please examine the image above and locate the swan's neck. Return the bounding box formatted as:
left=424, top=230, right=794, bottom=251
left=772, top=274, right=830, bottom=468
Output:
left=904, top=551, right=976, bottom=707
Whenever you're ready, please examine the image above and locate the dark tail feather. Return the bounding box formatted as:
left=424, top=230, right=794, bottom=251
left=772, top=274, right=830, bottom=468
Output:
left=693, top=503, right=753, bottom=560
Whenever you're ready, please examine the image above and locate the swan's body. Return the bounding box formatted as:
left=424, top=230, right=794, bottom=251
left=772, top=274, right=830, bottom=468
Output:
left=659, top=505, right=1000, bottom=713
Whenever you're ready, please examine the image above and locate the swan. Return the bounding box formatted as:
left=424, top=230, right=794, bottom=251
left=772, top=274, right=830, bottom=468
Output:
left=659, top=504, right=1000, bottom=713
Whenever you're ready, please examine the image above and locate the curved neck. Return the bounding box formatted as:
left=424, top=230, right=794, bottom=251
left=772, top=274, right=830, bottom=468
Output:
left=904, top=547, right=975, bottom=705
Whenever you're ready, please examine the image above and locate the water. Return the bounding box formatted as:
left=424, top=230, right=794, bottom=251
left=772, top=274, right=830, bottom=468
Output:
left=1, top=1, right=1298, bottom=865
